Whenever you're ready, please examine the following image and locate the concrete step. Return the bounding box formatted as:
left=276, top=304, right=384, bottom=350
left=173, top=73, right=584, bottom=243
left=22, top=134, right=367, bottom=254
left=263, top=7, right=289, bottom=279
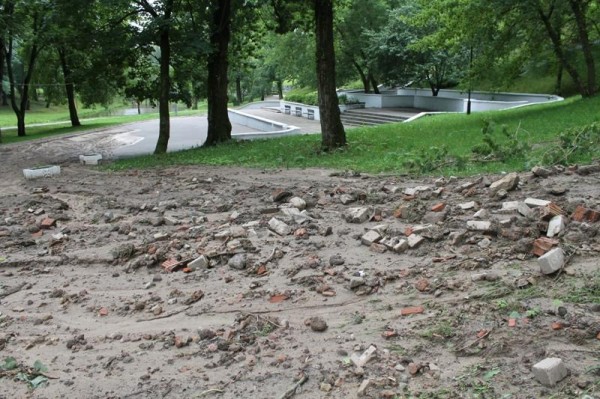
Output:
left=343, top=110, right=408, bottom=123
left=340, top=113, right=406, bottom=126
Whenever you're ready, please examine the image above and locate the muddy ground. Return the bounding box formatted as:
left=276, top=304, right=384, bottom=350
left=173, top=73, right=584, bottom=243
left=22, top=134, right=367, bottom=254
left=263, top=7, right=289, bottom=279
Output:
left=0, top=134, right=599, bottom=399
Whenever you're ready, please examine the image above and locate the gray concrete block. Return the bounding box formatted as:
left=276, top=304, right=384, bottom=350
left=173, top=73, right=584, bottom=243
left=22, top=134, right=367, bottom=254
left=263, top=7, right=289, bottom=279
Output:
left=533, top=357, right=568, bottom=387
left=538, top=247, right=564, bottom=274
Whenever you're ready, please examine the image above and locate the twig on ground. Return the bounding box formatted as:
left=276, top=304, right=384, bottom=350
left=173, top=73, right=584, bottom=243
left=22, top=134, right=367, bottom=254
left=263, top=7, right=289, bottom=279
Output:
left=136, top=305, right=191, bottom=322
left=278, top=374, right=308, bottom=399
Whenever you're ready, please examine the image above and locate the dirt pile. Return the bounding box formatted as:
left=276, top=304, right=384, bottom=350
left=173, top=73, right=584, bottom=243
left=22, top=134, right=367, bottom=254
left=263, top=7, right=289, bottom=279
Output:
left=0, top=163, right=599, bottom=398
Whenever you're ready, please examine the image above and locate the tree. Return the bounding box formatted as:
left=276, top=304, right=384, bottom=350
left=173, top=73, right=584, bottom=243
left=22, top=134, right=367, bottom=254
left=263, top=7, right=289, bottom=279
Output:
left=3, top=0, right=47, bottom=137
left=314, top=0, right=345, bottom=150
left=204, top=0, right=232, bottom=146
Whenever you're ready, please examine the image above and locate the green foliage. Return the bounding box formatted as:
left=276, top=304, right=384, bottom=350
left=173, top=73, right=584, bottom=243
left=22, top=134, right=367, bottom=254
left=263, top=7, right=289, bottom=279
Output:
left=542, top=122, right=600, bottom=166
left=471, top=119, right=530, bottom=162
left=284, top=87, right=319, bottom=105
left=404, top=145, right=465, bottom=173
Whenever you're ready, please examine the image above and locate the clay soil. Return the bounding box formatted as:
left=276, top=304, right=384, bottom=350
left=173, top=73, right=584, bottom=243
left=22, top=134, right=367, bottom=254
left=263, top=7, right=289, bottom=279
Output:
left=0, top=134, right=599, bottom=399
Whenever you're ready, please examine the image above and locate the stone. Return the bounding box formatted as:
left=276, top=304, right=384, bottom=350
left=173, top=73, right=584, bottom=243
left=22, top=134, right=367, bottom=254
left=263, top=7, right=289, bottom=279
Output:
left=518, top=202, right=534, bottom=218
left=268, top=218, right=291, bottom=235
left=357, top=379, right=371, bottom=397
left=288, top=197, right=306, bottom=210
left=415, top=278, right=429, bottom=292
left=489, top=172, right=519, bottom=195
left=538, top=247, right=564, bottom=274
left=533, top=358, right=568, bottom=387
left=308, top=316, right=328, bottom=332
left=153, top=232, right=169, bottom=241
left=467, top=220, right=492, bottom=231
left=361, top=230, right=382, bottom=246
left=350, top=277, right=365, bottom=289
left=525, top=198, right=551, bottom=208
left=532, top=166, right=552, bottom=178
left=502, top=201, right=520, bottom=211
left=547, top=215, right=566, bottom=237
left=382, top=185, right=400, bottom=194
left=369, top=243, right=387, bottom=253
left=458, top=201, right=477, bottom=210
left=329, top=255, right=345, bottom=266
left=344, top=207, right=372, bottom=223
left=340, top=194, right=355, bottom=205
left=407, top=234, right=424, bottom=248
left=393, top=239, right=409, bottom=253
left=228, top=253, right=247, bottom=270
left=473, top=209, right=489, bottom=219
left=423, top=211, right=446, bottom=224
left=272, top=189, right=293, bottom=202
left=351, top=345, right=377, bottom=368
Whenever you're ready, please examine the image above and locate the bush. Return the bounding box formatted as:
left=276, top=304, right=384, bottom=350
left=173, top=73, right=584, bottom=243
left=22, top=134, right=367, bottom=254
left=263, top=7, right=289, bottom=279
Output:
left=284, top=87, right=319, bottom=105
left=542, top=122, right=600, bottom=165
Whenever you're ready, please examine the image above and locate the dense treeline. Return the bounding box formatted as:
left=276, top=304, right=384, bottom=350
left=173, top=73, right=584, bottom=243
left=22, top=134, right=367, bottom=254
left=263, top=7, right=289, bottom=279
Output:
left=0, top=0, right=597, bottom=151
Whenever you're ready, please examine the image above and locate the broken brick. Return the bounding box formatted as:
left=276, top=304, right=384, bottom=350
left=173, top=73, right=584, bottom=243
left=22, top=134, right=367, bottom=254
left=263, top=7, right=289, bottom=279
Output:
left=572, top=205, right=600, bottom=223
left=508, top=318, right=517, bottom=327
left=431, top=203, right=446, bottom=212
left=533, top=237, right=559, bottom=257
left=400, top=306, right=424, bottom=316
left=40, top=217, right=56, bottom=229
left=161, top=258, right=183, bottom=273
left=540, top=203, right=564, bottom=221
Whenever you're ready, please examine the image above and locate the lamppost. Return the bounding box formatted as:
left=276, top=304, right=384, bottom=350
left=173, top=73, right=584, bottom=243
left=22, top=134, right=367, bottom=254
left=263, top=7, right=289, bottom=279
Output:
left=467, top=45, right=473, bottom=115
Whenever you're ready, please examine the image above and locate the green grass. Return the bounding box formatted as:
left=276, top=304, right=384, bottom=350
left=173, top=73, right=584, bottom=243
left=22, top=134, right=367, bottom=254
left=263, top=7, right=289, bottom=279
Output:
left=108, top=95, right=600, bottom=175
left=0, top=102, right=207, bottom=145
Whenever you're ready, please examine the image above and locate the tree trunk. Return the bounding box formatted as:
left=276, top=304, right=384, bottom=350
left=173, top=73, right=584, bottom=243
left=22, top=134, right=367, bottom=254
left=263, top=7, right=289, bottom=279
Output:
left=205, top=0, right=232, bottom=147
left=153, top=1, right=173, bottom=155
left=137, top=101, right=141, bottom=114
left=314, top=0, right=346, bottom=151
left=568, top=0, right=597, bottom=97
left=59, top=48, right=81, bottom=127
left=277, top=80, right=283, bottom=99
left=352, top=60, right=370, bottom=93
left=235, top=74, right=243, bottom=104
left=368, top=71, right=380, bottom=94
left=6, top=36, right=38, bottom=136
left=555, top=63, right=563, bottom=95
left=537, top=6, right=586, bottom=97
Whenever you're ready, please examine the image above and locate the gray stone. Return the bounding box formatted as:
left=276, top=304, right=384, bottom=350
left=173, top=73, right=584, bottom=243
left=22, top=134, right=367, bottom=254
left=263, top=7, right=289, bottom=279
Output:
left=407, top=234, right=424, bottom=248
left=361, top=230, right=382, bottom=246
left=350, top=277, right=366, bottom=289
left=538, top=247, right=564, bottom=274
left=188, top=255, right=209, bottom=270
left=532, top=166, right=552, bottom=178
left=501, top=201, right=520, bottom=211
left=533, top=358, right=568, bottom=387
left=340, top=194, right=355, bottom=205
left=547, top=215, right=566, bottom=238
left=329, top=255, right=345, bottom=266
left=288, top=197, right=306, bottom=210
left=228, top=253, right=247, bottom=270
left=344, top=207, right=372, bottom=223
left=268, top=218, right=291, bottom=236
left=525, top=198, right=551, bottom=208
left=393, top=239, right=409, bottom=253
left=467, top=220, right=492, bottom=231
left=489, top=172, right=519, bottom=195
left=458, top=201, right=477, bottom=210
left=423, top=211, right=446, bottom=224
left=473, top=209, right=489, bottom=219
left=517, top=202, right=533, bottom=218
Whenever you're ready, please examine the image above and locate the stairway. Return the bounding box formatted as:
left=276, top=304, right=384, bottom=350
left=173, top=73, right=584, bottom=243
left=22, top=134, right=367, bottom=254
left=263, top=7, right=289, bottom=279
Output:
left=340, top=109, right=408, bottom=127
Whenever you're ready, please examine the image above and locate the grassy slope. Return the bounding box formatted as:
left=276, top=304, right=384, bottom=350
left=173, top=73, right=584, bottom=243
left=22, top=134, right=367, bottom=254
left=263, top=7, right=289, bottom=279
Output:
left=109, top=95, right=600, bottom=175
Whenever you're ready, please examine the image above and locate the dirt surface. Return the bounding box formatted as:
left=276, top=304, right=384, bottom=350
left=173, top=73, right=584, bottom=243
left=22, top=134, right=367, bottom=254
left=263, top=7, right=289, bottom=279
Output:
left=1, top=135, right=599, bottom=399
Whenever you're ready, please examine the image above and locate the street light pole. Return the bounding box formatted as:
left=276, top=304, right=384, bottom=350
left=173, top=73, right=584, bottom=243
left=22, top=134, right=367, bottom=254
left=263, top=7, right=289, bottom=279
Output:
left=467, top=45, right=473, bottom=115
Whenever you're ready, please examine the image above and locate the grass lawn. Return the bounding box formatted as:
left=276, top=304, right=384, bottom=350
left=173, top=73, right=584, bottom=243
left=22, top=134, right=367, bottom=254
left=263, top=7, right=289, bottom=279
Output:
left=0, top=102, right=207, bottom=145
left=108, top=95, right=600, bottom=176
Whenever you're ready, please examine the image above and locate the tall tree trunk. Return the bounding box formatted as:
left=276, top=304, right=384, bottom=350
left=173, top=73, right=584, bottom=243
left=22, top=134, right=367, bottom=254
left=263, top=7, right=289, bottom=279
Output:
left=368, top=71, right=380, bottom=94
left=235, top=73, right=243, bottom=104
left=555, top=63, right=563, bottom=95
left=276, top=79, right=283, bottom=99
left=537, top=6, right=586, bottom=97
left=314, top=0, right=346, bottom=151
left=205, top=0, right=232, bottom=147
left=568, top=0, right=597, bottom=97
left=58, top=48, right=81, bottom=126
left=153, top=1, right=173, bottom=155
left=137, top=101, right=141, bottom=114
left=352, top=60, right=370, bottom=93
left=6, top=34, right=39, bottom=137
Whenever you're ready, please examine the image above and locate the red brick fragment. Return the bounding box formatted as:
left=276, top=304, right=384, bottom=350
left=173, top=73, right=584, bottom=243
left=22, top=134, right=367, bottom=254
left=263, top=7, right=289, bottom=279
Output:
left=40, top=217, right=56, bottom=229
left=161, top=258, right=182, bottom=272
left=572, top=205, right=600, bottom=223
left=532, top=237, right=559, bottom=257
left=400, top=306, right=424, bottom=316
left=508, top=318, right=517, bottom=327
left=431, top=203, right=446, bottom=212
